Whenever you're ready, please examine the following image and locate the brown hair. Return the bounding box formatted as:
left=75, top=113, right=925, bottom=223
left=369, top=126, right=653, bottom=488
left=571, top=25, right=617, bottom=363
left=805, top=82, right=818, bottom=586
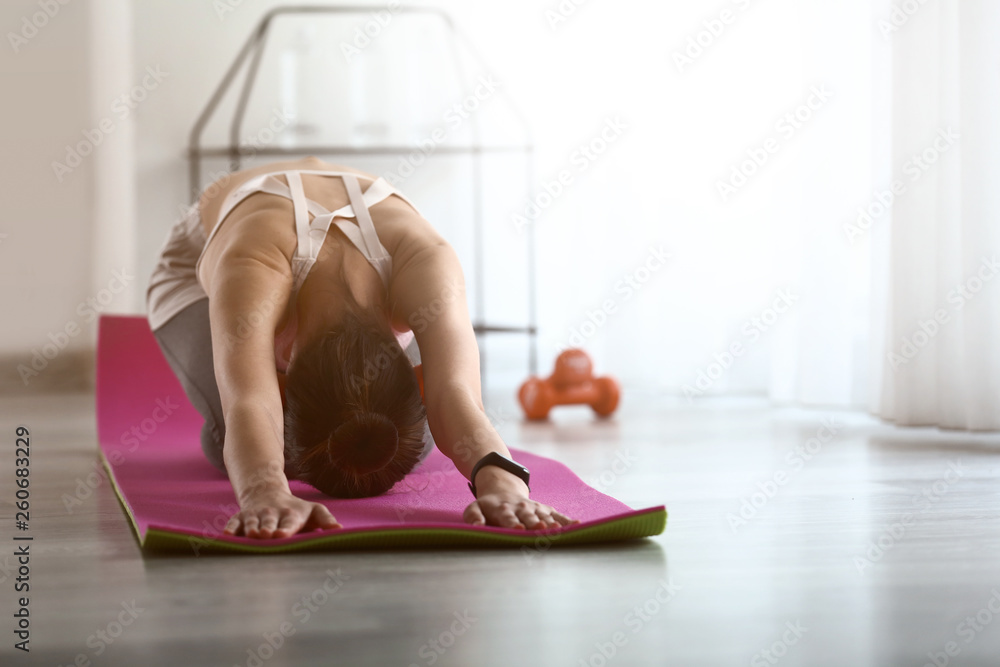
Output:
left=283, top=303, right=427, bottom=498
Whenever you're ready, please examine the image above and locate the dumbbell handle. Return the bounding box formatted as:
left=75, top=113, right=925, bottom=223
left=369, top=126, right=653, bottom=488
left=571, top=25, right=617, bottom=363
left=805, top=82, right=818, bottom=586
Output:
left=551, top=380, right=602, bottom=406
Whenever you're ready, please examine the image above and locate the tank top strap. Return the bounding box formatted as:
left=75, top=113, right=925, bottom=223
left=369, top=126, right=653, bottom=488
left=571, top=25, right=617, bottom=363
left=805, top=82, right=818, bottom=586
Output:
left=202, top=169, right=416, bottom=293
left=283, top=171, right=312, bottom=260
left=214, top=174, right=290, bottom=234
left=341, top=174, right=388, bottom=263
left=196, top=173, right=295, bottom=284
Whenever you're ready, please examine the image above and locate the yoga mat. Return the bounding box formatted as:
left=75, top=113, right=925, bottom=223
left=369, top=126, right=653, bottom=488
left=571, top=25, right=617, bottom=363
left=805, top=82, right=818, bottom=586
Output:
left=95, top=314, right=667, bottom=554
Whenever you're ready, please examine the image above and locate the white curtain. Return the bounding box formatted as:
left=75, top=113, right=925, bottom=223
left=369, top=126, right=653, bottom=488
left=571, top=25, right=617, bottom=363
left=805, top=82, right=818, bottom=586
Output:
left=766, top=0, right=1000, bottom=430
left=871, top=0, right=1000, bottom=429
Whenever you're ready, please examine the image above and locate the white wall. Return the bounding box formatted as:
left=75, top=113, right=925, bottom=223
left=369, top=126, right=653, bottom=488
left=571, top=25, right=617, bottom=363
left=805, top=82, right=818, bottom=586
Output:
left=0, top=0, right=95, bottom=389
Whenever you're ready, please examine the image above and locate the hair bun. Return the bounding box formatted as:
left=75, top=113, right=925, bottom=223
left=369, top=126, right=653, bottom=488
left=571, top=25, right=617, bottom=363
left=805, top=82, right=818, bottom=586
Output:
left=328, top=412, right=399, bottom=475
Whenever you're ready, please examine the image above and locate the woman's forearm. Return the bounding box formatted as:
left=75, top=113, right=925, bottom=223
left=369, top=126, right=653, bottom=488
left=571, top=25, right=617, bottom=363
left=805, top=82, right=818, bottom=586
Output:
left=425, top=382, right=524, bottom=489
left=221, top=399, right=290, bottom=503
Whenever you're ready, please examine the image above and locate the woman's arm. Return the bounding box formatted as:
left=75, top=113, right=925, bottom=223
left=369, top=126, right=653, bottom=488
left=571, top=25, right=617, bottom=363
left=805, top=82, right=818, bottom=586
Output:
left=206, top=247, right=340, bottom=538
left=390, top=241, right=576, bottom=530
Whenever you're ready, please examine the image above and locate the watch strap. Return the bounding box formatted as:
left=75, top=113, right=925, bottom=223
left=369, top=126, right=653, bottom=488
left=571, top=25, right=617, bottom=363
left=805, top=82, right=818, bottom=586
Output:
left=468, top=452, right=531, bottom=498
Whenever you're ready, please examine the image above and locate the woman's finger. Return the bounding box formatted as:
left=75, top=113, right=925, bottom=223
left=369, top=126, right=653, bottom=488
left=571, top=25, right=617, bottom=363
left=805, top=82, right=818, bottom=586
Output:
left=551, top=511, right=577, bottom=526
left=259, top=509, right=279, bottom=535
left=535, top=509, right=559, bottom=529
left=223, top=514, right=242, bottom=536
left=243, top=514, right=261, bottom=537
left=493, top=502, right=525, bottom=529
left=273, top=510, right=300, bottom=538
left=308, top=504, right=342, bottom=530
left=463, top=502, right=487, bottom=526
left=515, top=504, right=544, bottom=530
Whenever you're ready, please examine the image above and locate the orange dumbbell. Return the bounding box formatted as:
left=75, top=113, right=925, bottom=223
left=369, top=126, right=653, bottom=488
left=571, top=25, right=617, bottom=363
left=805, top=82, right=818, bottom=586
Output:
left=518, top=349, right=620, bottom=420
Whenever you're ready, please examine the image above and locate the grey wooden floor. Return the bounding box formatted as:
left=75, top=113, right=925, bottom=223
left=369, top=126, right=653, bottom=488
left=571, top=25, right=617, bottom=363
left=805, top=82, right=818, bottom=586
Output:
left=1, top=390, right=999, bottom=667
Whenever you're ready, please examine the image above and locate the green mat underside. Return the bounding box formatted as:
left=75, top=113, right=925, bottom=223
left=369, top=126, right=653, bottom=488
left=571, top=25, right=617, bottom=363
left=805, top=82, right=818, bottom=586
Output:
left=142, top=509, right=667, bottom=554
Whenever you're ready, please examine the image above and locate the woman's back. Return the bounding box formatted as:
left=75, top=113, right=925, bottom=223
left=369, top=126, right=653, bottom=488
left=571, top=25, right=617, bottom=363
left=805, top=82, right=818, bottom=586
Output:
left=196, top=156, right=433, bottom=299
left=194, top=156, right=448, bottom=346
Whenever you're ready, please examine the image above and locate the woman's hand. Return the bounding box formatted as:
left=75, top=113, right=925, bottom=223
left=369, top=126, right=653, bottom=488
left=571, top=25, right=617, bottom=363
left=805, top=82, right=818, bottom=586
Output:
left=462, top=466, right=578, bottom=530
left=224, top=488, right=342, bottom=539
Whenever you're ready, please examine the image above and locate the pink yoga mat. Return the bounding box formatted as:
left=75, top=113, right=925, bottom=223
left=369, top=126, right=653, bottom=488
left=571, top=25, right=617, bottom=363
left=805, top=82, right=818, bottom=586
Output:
left=96, top=314, right=666, bottom=553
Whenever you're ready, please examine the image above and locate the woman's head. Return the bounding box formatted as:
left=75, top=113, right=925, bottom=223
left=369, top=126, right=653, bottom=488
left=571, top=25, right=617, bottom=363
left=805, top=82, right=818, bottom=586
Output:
left=283, top=305, right=427, bottom=498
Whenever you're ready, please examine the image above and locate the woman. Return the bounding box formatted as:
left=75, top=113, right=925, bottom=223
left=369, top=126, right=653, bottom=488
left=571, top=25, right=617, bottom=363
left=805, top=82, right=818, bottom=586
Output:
left=146, top=156, right=575, bottom=539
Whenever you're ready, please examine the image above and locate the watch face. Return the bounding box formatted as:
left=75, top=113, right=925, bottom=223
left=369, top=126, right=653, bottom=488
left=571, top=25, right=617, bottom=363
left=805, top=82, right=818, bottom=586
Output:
left=505, top=459, right=529, bottom=482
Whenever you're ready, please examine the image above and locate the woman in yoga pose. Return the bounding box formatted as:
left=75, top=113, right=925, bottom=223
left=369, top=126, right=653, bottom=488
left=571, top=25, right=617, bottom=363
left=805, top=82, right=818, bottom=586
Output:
left=146, top=156, right=574, bottom=539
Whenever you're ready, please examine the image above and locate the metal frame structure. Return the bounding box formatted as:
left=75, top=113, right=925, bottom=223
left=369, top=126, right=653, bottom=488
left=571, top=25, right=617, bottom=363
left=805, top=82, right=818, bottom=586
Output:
left=187, top=5, right=538, bottom=376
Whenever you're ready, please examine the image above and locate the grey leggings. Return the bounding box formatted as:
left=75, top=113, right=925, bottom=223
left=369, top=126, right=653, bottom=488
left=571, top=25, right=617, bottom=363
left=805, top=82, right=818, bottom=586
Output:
left=151, top=298, right=434, bottom=476
left=152, top=298, right=230, bottom=473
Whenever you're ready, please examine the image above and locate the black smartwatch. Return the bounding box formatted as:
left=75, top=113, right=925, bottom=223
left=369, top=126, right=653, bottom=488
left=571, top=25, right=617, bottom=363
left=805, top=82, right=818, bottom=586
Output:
left=468, top=452, right=530, bottom=498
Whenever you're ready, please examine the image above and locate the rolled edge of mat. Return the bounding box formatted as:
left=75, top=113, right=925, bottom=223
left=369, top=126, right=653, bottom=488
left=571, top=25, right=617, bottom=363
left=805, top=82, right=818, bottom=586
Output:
left=141, top=507, right=668, bottom=555
left=98, top=448, right=147, bottom=549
